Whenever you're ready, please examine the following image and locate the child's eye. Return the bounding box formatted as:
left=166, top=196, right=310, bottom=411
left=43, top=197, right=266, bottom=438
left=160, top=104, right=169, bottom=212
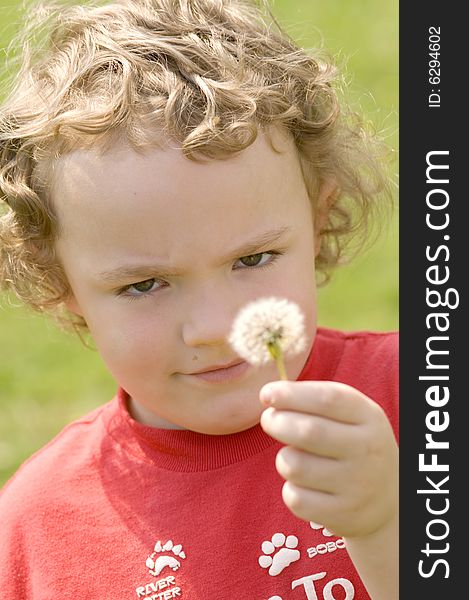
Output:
left=234, top=251, right=281, bottom=269
left=118, top=278, right=165, bottom=299
left=117, top=252, right=282, bottom=300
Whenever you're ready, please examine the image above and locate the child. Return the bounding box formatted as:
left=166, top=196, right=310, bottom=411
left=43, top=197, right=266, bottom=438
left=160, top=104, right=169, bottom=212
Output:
left=0, top=1, right=398, bottom=599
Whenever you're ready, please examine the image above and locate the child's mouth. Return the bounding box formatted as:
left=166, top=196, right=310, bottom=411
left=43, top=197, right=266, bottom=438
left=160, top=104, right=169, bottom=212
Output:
left=188, top=360, right=250, bottom=383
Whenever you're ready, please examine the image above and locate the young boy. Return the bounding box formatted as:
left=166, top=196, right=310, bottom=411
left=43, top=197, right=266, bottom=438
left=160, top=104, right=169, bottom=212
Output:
left=0, top=1, right=398, bottom=599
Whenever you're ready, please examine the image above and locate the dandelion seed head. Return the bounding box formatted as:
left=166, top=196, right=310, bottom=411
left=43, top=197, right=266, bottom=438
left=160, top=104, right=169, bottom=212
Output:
left=228, top=297, right=307, bottom=365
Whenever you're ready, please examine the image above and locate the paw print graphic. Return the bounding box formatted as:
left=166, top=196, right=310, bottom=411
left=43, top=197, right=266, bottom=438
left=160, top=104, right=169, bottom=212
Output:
left=145, top=540, right=186, bottom=577
left=258, top=533, right=300, bottom=576
left=309, top=521, right=334, bottom=537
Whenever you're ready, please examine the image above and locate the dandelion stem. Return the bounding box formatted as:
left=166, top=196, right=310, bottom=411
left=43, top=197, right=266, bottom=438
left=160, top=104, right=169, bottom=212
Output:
left=275, top=354, right=288, bottom=380
left=267, top=341, right=288, bottom=380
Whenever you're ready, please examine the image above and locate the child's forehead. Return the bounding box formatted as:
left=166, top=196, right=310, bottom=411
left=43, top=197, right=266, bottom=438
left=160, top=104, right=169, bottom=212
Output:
left=50, top=127, right=303, bottom=206
left=49, top=128, right=311, bottom=248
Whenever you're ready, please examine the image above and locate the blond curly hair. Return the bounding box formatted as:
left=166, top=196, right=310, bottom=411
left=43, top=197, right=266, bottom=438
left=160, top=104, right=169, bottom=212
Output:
left=0, top=0, right=392, bottom=330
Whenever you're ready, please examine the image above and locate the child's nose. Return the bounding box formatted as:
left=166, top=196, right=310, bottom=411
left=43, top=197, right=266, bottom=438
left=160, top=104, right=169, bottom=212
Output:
left=182, top=308, right=232, bottom=348
left=181, top=288, right=237, bottom=348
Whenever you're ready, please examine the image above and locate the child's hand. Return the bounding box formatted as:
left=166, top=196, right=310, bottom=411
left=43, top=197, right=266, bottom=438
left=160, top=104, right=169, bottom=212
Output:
left=259, top=380, right=398, bottom=540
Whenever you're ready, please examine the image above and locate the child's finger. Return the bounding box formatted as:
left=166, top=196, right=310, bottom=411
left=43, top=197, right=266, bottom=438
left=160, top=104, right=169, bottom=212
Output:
left=275, top=446, right=343, bottom=493
left=260, top=407, right=358, bottom=458
left=280, top=481, right=342, bottom=526
left=259, top=380, right=375, bottom=425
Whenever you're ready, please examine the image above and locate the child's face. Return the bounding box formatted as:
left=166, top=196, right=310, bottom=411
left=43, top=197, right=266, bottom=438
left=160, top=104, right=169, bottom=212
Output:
left=54, top=130, right=329, bottom=434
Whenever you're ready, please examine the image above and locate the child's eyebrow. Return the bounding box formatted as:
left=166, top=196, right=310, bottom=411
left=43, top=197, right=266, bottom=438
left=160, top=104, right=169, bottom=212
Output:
left=96, top=226, right=292, bottom=283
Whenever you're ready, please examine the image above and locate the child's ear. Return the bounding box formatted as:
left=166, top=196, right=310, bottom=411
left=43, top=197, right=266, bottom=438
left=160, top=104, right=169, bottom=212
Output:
left=313, top=178, right=339, bottom=256
left=64, top=293, right=84, bottom=317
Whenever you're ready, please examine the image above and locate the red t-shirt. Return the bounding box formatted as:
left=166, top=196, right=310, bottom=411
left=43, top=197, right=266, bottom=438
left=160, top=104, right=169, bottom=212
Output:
left=0, top=328, right=398, bottom=600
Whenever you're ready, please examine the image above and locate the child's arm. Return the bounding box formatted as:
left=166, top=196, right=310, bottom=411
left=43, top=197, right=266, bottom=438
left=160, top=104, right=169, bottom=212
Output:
left=259, top=380, right=398, bottom=600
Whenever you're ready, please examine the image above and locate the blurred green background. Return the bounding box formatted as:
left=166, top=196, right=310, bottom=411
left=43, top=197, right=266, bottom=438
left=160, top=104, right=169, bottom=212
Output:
left=0, top=0, right=398, bottom=486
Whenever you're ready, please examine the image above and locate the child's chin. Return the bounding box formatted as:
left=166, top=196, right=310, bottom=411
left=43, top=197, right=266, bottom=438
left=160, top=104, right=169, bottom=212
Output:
left=190, top=415, right=261, bottom=436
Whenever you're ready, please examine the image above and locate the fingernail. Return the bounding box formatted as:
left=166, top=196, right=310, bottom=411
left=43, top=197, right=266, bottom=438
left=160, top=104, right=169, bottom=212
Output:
left=260, top=383, right=277, bottom=406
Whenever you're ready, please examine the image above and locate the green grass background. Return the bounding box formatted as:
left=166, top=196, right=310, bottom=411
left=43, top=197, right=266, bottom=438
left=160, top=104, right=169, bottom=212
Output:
left=0, top=0, right=398, bottom=486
